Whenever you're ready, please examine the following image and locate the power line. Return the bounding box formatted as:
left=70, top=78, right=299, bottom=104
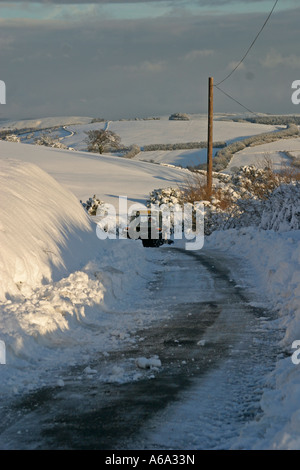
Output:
left=215, top=0, right=279, bottom=86
left=214, top=84, right=257, bottom=115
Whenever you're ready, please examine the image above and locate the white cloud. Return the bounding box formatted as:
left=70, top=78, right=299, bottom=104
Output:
left=226, top=60, right=245, bottom=71
left=262, top=49, right=300, bottom=69
left=183, top=49, right=214, bottom=61
left=115, top=60, right=167, bottom=74
left=140, top=60, right=166, bottom=72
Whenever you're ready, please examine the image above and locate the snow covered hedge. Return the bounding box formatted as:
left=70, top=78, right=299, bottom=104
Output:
left=282, top=151, right=300, bottom=169
left=241, top=115, right=300, bottom=126
left=80, top=194, right=112, bottom=218
left=260, top=184, right=300, bottom=232
left=142, top=141, right=225, bottom=152
left=147, top=187, right=184, bottom=207
left=34, top=134, right=68, bottom=149
left=81, top=195, right=106, bottom=216
left=169, top=113, right=190, bottom=121
left=5, top=134, right=21, bottom=143
left=147, top=166, right=300, bottom=235
left=123, top=144, right=141, bottom=159
left=193, top=124, right=299, bottom=172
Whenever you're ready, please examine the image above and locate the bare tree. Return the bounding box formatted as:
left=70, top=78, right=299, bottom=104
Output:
left=84, top=129, right=121, bottom=154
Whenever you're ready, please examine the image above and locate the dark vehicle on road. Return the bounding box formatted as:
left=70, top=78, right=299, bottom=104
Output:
left=124, top=209, right=171, bottom=247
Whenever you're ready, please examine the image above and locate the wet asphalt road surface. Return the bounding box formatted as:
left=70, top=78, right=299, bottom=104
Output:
left=0, top=248, right=282, bottom=449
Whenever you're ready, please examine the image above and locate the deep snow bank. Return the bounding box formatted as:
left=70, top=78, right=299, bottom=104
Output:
left=0, top=159, right=97, bottom=301
left=0, top=157, right=155, bottom=306
left=0, top=159, right=158, bottom=394
left=206, top=228, right=300, bottom=449
left=206, top=228, right=300, bottom=347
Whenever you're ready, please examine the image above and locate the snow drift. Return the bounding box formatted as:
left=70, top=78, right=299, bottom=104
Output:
left=0, top=159, right=99, bottom=301
left=0, top=158, right=159, bottom=395
left=206, top=228, right=300, bottom=449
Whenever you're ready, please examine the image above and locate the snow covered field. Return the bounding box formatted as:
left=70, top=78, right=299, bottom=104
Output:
left=132, top=148, right=219, bottom=168
left=0, top=140, right=186, bottom=206
left=0, top=116, right=92, bottom=132
left=1, top=115, right=289, bottom=170
left=61, top=117, right=281, bottom=168
left=227, top=136, right=300, bottom=172
left=0, top=115, right=300, bottom=449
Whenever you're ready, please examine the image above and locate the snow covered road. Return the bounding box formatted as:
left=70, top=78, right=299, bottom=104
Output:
left=0, top=247, right=281, bottom=450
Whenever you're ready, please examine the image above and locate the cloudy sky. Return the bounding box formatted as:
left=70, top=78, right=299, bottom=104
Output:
left=0, top=0, right=299, bottom=120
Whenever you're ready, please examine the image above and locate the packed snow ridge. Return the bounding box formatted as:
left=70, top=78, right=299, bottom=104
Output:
left=0, top=158, right=160, bottom=391
left=0, top=159, right=93, bottom=301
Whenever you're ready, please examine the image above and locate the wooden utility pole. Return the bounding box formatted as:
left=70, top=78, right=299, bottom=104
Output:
left=207, top=76, right=213, bottom=198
